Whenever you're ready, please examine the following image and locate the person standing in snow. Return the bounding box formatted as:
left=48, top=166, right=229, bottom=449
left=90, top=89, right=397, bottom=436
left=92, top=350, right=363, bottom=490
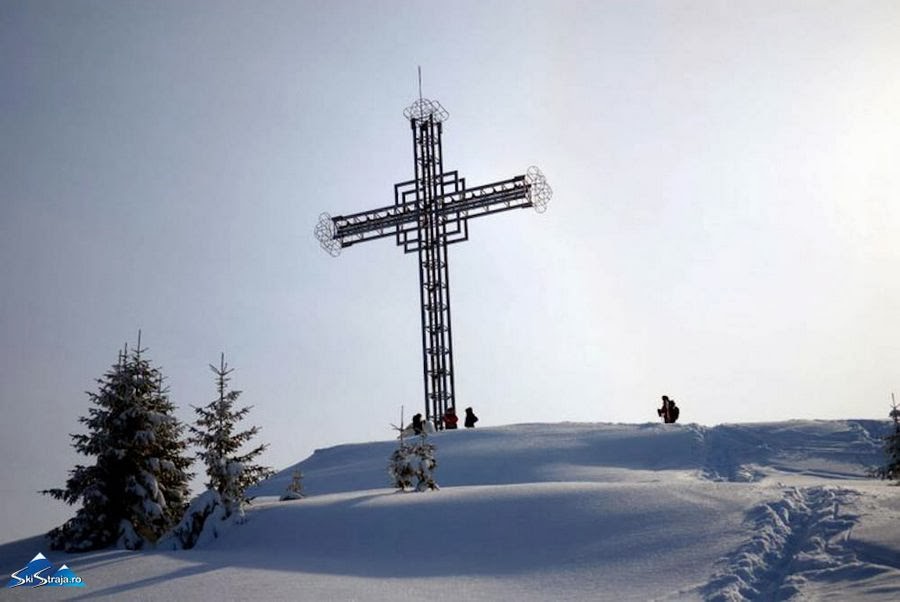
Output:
left=464, top=407, right=479, bottom=428
left=442, top=407, right=459, bottom=430
left=657, top=395, right=679, bottom=424
left=412, top=413, right=425, bottom=435
left=657, top=396, right=668, bottom=422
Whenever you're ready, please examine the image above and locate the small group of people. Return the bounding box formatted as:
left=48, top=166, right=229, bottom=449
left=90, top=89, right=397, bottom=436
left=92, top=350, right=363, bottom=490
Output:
left=657, top=395, right=680, bottom=424
left=441, top=406, right=478, bottom=430
left=410, top=406, right=478, bottom=435
left=413, top=397, right=682, bottom=431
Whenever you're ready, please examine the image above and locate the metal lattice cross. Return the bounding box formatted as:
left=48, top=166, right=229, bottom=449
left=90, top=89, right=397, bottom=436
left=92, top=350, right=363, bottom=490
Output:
left=315, top=97, right=552, bottom=427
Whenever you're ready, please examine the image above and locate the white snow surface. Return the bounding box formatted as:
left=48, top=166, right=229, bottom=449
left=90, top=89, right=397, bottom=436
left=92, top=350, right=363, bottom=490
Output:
left=2, top=420, right=899, bottom=600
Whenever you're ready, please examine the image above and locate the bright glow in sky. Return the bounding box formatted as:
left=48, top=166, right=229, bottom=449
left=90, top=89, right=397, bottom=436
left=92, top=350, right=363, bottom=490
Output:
left=1, top=1, right=899, bottom=541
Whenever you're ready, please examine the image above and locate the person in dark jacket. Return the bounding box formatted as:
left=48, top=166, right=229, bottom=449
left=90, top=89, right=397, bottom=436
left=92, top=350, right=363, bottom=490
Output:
left=657, top=395, right=680, bottom=424
left=412, top=413, right=424, bottom=435
left=464, top=407, right=479, bottom=428
left=442, top=407, right=459, bottom=430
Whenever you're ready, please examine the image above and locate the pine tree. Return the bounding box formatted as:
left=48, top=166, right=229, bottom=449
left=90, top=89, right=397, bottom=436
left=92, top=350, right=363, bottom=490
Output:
left=189, top=354, right=274, bottom=518
left=279, top=470, right=305, bottom=501
left=389, top=435, right=438, bottom=492
left=43, top=338, right=193, bottom=551
left=872, top=395, right=900, bottom=482
left=388, top=409, right=438, bottom=492
left=161, top=488, right=228, bottom=550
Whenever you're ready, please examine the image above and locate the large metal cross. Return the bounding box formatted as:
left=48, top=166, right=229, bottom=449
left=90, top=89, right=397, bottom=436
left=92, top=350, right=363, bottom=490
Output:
left=315, top=97, right=552, bottom=427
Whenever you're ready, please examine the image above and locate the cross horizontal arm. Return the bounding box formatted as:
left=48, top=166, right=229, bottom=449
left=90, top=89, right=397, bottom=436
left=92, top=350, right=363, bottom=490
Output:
left=315, top=167, right=550, bottom=256
left=338, top=175, right=527, bottom=240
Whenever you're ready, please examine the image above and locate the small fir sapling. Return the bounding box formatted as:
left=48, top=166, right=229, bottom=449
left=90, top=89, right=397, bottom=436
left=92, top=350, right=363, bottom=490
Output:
left=280, top=470, right=305, bottom=501
left=388, top=407, right=438, bottom=492
left=871, top=394, right=900, bottom=482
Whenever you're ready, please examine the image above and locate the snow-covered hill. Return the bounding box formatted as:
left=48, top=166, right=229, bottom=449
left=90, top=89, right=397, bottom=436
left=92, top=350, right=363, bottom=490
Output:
left=2, top=421, right=899, bottom=600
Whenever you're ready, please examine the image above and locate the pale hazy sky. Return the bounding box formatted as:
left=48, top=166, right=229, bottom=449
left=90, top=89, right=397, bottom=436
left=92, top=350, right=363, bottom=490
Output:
left=2, top=0, right=899, bottom=542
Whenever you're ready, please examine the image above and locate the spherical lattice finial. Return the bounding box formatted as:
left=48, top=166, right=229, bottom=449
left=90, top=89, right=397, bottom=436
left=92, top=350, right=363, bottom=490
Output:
left=314, top=212, right=342, bottom=257
left=525, top=166, right=552, bottom=213
left=403, top=98, right=449, bottom=123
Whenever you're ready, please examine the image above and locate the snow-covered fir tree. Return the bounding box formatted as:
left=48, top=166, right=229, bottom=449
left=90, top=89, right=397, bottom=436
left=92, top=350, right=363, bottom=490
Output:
left=279, top=470, right=305, bottom=501
left=189, top=354, right=274, bottom=518
left=872, top=397, right=900, bottom=482
left=42, top=338, right=193, bottom=551
left=161, top=489, right=229, bottom=550
left=388, top=431, right=438, bottom=492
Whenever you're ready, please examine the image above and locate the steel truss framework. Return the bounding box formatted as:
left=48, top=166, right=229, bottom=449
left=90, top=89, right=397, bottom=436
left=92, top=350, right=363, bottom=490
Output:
left=316, top=98, right=551, bottom=426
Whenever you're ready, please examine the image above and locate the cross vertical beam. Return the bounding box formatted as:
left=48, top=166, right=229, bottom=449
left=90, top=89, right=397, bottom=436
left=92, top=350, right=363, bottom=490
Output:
left=411, top=112, right=456, bottom=424
left=315, top=97, right=552, bottom=428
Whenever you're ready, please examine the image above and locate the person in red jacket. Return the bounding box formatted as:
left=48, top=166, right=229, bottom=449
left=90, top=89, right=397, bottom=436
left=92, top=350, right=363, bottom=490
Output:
left=442, top=407, right=459, bottom=430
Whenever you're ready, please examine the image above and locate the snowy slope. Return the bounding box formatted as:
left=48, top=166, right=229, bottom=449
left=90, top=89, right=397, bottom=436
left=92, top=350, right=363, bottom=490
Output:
left=1, top=421, right=898, bottom=601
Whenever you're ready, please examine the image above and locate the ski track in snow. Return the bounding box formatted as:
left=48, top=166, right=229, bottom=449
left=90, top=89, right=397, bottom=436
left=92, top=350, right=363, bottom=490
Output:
left=699, top=485, right=897, bottom=601
left=691, top=421, right=898, bottom=600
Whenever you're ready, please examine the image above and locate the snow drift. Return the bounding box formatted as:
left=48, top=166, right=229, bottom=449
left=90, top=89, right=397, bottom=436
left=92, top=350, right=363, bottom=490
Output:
left=1, top=420, right=898, bottom=600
